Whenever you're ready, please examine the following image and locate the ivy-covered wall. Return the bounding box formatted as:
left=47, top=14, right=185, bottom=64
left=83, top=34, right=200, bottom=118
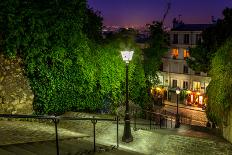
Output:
left=0, top=54, right=33, bottom=114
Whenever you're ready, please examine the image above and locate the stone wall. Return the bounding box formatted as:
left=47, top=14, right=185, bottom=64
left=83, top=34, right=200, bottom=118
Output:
left=0, top=54, right=33, bottom=114
left=223, top=107, right=232, bottom=143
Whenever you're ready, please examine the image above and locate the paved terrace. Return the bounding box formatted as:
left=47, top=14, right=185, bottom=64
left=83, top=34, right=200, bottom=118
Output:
left=0, top=112, right=231, bottom=155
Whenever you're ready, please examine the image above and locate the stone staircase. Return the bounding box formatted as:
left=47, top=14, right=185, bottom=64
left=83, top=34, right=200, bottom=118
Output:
left=0, top=138, right=143, bottom=155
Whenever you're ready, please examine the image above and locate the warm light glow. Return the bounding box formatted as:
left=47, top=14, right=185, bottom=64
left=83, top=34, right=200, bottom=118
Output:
left=196, top=92, right=201, bottom=95
left=199, top=96, right=203, bottom=104
left=176, top=87, right=181, bottom=94
left=191, top=94, right=194, bottom=102
left=156, top=87, right=161, bottom=91
left=121, top=51, right=134, bottom=63
left=193, top=81, right=201, bottom=90
left=184, top=49, right=190, bottom=58
left=172, top=48, right=178, bottom=58
left=186, top=90, right=192, bottom=94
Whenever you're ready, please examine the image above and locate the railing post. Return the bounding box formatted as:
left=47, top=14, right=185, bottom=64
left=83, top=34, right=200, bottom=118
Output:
left=159, top=114, right=162, bottom=129
left=91, top=116, right=97, bottom=152
left=134, top=109, right=137, bottom=131
left=53, top=118, right=60, bottom=155
left=149, top=112, right=152, bottom=130
left=164, top=110, right=167, bottom=128
left=116, top=116, right=119, bottom=148
left=166, top=116, right=167, bottom=128
left=171, top=117, right=172, bottom=128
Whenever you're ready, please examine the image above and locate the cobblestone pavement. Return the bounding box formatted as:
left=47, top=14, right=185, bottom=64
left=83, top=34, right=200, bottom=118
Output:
left=0, top=112, right=232, bottom=155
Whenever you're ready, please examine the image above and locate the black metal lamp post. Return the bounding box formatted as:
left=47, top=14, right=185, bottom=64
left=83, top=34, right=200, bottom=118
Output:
left=121, top=51, right=134, bottom=143
left=175, top=87, right=181, bottom=128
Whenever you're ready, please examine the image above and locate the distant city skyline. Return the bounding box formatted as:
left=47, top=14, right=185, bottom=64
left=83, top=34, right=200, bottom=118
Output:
left=88, top=0, right=232, bottom=28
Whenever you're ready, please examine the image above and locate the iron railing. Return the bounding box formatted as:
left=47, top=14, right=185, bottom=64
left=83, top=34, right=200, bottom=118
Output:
left=0, top=114, right=119, bottom=155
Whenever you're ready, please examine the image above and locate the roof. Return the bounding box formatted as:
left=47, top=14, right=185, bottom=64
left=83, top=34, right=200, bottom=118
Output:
left=171, top=24, right=213, bottom=31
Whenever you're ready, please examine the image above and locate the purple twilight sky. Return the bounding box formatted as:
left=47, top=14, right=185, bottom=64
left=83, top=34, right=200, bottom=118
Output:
left=88, top=0, right=232, bottom=27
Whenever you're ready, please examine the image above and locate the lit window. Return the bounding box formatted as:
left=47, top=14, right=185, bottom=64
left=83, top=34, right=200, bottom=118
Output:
left=193, top=81, right=200, bottom=90
left=184, top=49, right=190, bottom=59
left=172, top=48, right=178, bottom=59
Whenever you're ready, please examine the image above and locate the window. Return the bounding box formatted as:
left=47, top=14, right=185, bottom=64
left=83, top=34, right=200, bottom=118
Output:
left=193, top=81, right=200, bottom=90
left=184, top=34, right=189, bottom=44
left=183, top=66, right=188, bottom=74
left=172, top=48, right=178, bottom=59
left=172, top=80, right=177, bottom=88
left=184, top=49, right=190, bottom=59
left=183, top=81, right=188, bottom=89
left=196, top=34, right=202, bottom=44
left=173, top=34, right=178, bottom=44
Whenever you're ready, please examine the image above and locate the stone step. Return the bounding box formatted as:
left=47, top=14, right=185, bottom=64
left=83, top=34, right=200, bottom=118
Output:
left=0, top=145, right=37, bottom=155
left=18, top=142, right=59, bottom=155
left=0, top=148, right=15, bottom=155
left=0, top=138, right=144, bottom=155
left=59, top=139, right=93, bottom=154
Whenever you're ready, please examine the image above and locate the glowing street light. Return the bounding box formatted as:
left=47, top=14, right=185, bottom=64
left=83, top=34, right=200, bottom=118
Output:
left=121, top=51, right=134, bottom=143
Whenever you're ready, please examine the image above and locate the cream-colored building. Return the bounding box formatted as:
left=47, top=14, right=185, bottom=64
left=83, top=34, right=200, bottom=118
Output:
left=158, top=24, right=212, bottom=101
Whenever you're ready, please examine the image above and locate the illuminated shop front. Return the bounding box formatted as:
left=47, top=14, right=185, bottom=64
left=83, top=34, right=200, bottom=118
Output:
left=186, top=90, right=206, bottom=107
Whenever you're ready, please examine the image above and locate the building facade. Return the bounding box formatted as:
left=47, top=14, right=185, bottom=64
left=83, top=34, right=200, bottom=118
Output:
left=158, top=24, right=212, bottom=105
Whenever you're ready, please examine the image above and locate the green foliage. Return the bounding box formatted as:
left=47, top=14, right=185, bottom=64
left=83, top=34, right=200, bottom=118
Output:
left=144, top=21, right=168, bottom=87
left=206, top=39, right=232, bottom=125
left=187, top=7, right=232, bottom=73
left=0, top=0, right=147, bottom=114
left=103, top=30, right=148, bottom=108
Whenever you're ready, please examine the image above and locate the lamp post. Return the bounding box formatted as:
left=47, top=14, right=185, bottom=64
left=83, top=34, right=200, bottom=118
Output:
left=121, top=50, right=134, bottom=143
left=175, top=87, right=181, bottom=128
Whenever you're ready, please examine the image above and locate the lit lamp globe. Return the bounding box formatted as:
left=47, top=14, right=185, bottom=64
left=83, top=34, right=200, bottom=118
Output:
left=176, top=87, right=181, bottom=95
left=121, top=51, right=134, bottom=63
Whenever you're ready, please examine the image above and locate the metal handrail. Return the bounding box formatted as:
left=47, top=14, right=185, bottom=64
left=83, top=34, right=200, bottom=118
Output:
left=0, top=114, right=119, bottom=155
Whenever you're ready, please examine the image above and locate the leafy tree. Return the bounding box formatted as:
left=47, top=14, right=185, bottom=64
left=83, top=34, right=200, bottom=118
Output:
left=206, top=38, right=232, bottom=125
left=144, top=21, right=168, bottom=88
left=83, top=7, right=103, bottom=42
left=187, top=7, right=232, bottom=73
left=103, top=29, right=148, bottom=108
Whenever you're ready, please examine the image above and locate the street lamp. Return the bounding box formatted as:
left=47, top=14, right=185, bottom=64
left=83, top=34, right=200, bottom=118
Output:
left=175, top=87, right=181, bottom=128
left=121, top=50, right=134, bottom=143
